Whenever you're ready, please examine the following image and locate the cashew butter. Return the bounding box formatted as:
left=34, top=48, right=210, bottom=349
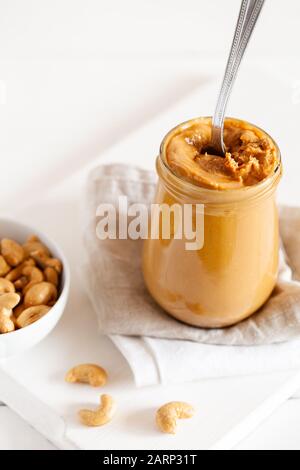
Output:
left=142, top=117, right=282, bottom=328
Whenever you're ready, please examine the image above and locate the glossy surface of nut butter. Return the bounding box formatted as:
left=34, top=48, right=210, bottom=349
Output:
left=142, top=117, right=282, bottom=328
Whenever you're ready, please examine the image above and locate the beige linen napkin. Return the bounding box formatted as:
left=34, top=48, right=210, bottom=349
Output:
left=82, top=164, right=300, bottom=347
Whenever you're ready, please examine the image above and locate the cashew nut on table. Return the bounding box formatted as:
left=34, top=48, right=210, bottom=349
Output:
left=79, top=394, right=116, bottom=427
left=0, top=235, right=63, bottom=334
left=65, top=364, right=108, bottom=387
left=156, top=401, right=195, bottom=434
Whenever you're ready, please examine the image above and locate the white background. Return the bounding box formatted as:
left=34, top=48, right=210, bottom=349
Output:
left=0, top=0, right=300, bottom=450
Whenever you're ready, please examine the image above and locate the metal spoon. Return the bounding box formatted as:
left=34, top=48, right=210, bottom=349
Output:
left=204, top=0, right=265, bottom=157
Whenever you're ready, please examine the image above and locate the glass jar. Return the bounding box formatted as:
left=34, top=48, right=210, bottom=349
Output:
left=142, top=118, right=282, bottom=328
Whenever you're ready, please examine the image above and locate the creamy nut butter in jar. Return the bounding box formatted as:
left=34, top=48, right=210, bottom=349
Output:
left=142, top=117, right=282, bottom=328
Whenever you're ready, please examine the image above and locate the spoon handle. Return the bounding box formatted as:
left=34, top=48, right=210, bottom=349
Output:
left=211, top=0, right=265, bottom=155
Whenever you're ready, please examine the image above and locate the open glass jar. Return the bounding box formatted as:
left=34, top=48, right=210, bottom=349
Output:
left=142, top=118, right=282, bottom=328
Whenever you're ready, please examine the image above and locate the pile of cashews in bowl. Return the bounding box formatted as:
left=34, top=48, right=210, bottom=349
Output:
left=0, top=235, right=62, bottom=334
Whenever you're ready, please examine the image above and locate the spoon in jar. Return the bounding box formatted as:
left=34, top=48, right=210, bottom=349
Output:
left=203, top=0, right=265, bottom=157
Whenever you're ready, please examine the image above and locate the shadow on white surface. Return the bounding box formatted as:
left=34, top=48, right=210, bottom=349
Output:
left=236, top=400, right=300, bottom=450
left=5, top=74, right=208, bottom=210
left=0, top=407, right=56, bottom=450
left=121, top=407, right=158, bottom=437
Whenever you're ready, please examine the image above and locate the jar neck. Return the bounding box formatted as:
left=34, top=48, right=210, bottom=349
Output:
left=157, top=154, right=282, bottom=209
left=157, top=117, right=282, bottom=208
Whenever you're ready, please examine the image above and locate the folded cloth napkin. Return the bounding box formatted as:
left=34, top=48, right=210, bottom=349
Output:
left=82, top=164, right=300, bottom=386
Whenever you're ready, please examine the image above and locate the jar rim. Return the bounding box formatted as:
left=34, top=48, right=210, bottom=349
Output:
left=158, top=116, right=282, bottom=205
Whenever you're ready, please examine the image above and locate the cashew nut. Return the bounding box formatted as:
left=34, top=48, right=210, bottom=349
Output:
left=79, top=394, right=116, bottom=427
left=0, top=256, right=11, bottom=277
left=16, top=305, right=51, bottom=328
left=65, top=364, right=108, bottom=387
left=1, top=239, right=25, bottom=267
left=0, top=278, right=15, bottom=294
left=0, top=293, right=21, bottom=334
left=0, top=292, right=21, bottom=310
left=21, top=266, right=44, bottom=293
left=23, top=239, right=51, bottom=258
left=24, top=282, right=57, bottom=307
left=13, top=302, right=26, bottom=319
left=44, top=267, right=59, bottom=286
left=14, top=276, right=28, bottom=291
left=22, top=265, right=44, bottom=283
left=6, top=259, right=44, bottom=294
left=45, top=258, right=62, bottom=274
left=32, top=251, right=62, bottom=274
left=26, top=235, right=40, bottom=243
left=156, top=401, right=195, bottom=434
left=0, top=316, right=15, bottom=333
left=5, top=259, right=35, bottom=282
left=11, top=313, right=19, bottom=328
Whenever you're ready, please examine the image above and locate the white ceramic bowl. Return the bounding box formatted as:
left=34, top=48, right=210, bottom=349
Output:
left=0, top=218, right=70, bottom=359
